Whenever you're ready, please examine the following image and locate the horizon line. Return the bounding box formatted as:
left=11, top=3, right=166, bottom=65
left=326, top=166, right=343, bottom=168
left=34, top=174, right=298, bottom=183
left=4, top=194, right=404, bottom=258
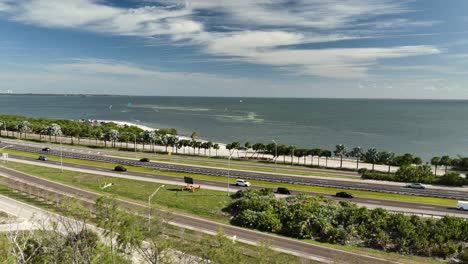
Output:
left=1, top=92, right=468, bottom=101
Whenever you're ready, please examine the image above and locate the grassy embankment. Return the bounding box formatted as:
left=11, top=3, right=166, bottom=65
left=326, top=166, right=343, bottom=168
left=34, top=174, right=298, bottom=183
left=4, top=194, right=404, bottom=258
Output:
left=0, top=162, right=443, bottom=264
left=2, top=148, right=458, bottom=206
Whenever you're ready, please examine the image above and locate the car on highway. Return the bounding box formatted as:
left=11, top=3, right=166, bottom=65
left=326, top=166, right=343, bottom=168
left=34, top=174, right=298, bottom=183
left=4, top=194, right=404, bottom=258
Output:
left=38, top=156, right=48, bottom=161
left=42, top=147, right=51, bottom=152
left=235, top=179, right=251, bottom=187
left=335, top=192, right=354, bottom=198
left=457, top=201, right=468, bottom=210
left=114, top=165, right=127, bottom=172
left=140, top=158, right=150, bottom=162
left=406, top=183, right=426, bottom=189
left=276, top=187, right=291, bottom=195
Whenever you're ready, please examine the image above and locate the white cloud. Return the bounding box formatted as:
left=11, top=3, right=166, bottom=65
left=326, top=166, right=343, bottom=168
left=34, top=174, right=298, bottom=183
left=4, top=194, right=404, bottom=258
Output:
left=184, top=0, right=410, bottom=29
left=0, top=0, right=443, bottom=79
left=5, top=0, right=201, bottom=37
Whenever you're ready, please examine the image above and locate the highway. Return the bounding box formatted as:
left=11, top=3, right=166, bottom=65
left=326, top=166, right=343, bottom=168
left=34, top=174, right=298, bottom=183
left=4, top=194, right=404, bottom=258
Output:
left=0, top=165, right=397, bottom=263
left=4, top=155, right=468, bottom=218
left=1, top=141, right=468, bottom=200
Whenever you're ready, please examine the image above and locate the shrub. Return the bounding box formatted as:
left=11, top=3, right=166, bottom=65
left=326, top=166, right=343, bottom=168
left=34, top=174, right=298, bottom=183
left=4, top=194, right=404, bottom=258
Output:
left=437, top=172, right=467, bottom=187
left=228, top=189, right=468, bottom=259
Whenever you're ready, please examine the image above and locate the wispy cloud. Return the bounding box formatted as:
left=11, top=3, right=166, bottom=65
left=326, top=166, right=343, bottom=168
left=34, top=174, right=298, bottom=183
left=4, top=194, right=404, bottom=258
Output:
left=0, top=0, right=442, bottom=79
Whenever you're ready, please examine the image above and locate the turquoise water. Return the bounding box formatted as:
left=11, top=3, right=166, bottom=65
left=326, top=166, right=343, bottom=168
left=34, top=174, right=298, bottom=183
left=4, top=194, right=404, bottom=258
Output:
left=1, top=95, right=467, bottom=160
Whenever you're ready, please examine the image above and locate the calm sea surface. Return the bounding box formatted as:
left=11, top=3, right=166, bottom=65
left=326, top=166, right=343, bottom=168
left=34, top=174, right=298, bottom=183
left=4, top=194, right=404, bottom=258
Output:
left=0, top=95, right=467, bottom=160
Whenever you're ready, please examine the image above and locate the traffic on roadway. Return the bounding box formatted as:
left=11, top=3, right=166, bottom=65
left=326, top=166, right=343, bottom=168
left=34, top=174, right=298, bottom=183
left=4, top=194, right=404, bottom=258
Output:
left=4, top=153, right=468, bottom=217
left=0, top=166, right=394, bottom=263
left=1, top=142, right=468, bottom=200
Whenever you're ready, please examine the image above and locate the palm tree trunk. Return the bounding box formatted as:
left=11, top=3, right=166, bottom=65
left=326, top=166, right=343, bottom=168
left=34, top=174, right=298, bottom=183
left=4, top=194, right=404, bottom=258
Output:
left=372, top=163, right=375, bottom=171
left=356, top=159, right=359, bottom=169
left=340, top=156, right=343, bottom=168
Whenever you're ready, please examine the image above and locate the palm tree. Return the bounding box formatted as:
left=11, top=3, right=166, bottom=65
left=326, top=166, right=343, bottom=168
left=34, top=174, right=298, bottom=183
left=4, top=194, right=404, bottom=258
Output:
left=365, top=148, right=379, bottom=171
left=213, top=143, right=220, bottom=157
left=348, top=147, right=363, bottom=169
left=148, top=130, right=158, bottom=152
left=378, top=151, right=395, bottom=173
left=195, top=141, right=202, bottom=155
left=190, top=132, right=198, bottom=142
left=206, top=141, right=213, bottom=156
left=230, top=142, right=241, bottom=158
left=288, top=145, right=296, bottom=165
left=322, top=150, right=332, bottom=167
left=431, top=156, right=440, bottom=175
left=106, top=129, right=120, bottom=148
left=160, top=134, right=169, bottom=153
left=334, top=144, right=347, bottom=168
left=17, top=121, right=30, bottom=139
left=309, top=148, right=322, bottom=166
left=439, top=155, right=451, bottom=174
left=47, top=123, right=62, bottom=143
left=244, top=142, right=251, bottom=158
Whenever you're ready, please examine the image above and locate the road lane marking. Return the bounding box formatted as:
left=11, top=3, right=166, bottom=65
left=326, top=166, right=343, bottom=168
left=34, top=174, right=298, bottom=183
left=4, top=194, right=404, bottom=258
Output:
left=419, top=206, right=436, bottom=209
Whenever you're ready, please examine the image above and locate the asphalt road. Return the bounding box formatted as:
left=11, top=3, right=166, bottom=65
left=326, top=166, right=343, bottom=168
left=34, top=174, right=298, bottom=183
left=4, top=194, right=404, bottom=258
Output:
left=2, top=142, right=468, bottom=200
left=5, top=154, right=468, bottom=217
left=0, top=166, right=397, bottom=264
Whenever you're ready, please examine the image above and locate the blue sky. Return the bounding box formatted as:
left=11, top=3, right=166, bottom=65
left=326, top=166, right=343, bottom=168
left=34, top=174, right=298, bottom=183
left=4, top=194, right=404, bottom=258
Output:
left=0, top=0, right=467, bottom=98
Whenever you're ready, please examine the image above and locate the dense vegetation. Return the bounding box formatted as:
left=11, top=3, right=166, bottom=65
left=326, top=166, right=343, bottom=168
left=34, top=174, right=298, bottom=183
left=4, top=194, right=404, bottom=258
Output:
left=0, top=196, right=293, bottom=264
left=229, top=189, right=468, bottom=260
left=360, top=166, right=468, bottom=186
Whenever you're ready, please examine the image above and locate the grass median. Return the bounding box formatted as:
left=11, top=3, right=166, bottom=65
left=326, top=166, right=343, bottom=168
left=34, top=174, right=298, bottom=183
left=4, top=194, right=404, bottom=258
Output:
left=0, top=161, right=232, bottom=222
left=2, top=148, right=459, bottom=206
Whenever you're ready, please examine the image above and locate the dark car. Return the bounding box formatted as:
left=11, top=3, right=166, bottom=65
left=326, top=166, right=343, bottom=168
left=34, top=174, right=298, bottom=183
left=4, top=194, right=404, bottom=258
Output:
left=42, top=147, right=51, bottom=152
left=336, top=192, right=354, bottom=198
left=114, top=165, right=127, bottom=172
left=38, top=156, right=48, bottom=161
left=276, top=187, right=291, bottom=195
left=140, top=158, right=150, bottom=162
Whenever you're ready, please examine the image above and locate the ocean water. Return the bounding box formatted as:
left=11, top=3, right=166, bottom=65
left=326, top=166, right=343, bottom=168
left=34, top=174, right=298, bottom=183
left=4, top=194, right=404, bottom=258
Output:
left=0, top=95, right=467, bottom=160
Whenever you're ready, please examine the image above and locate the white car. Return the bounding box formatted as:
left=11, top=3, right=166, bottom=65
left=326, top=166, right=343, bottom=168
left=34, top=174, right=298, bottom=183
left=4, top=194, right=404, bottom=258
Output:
left=235, top=179, right=251, bottom=187
left=457, top=201, right=468, bottom=211
left=406, top=183, right=426, bottom=189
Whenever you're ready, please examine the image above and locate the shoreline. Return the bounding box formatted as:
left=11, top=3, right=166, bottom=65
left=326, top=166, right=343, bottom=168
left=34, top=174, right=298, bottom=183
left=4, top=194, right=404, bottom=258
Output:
left=100, top=119, right=223, bottom=146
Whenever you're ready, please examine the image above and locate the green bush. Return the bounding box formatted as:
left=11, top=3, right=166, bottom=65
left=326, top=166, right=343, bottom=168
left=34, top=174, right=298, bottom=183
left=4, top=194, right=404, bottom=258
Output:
left=360, top=166, right=466, bottom=187
left=229, top=189, right=468, bottom=259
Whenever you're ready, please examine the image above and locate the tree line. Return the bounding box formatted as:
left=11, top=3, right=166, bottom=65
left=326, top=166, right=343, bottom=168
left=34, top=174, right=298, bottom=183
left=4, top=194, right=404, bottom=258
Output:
left=0, top=114, right=222, bottom=155
left=225, top=141, right=424, bottom=169
left=228, top=189, right=468, bottom=261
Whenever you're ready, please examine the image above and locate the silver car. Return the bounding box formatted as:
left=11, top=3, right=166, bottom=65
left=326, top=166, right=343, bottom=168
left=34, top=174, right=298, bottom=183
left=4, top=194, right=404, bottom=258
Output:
left=406, top=183, right=425, bottom=189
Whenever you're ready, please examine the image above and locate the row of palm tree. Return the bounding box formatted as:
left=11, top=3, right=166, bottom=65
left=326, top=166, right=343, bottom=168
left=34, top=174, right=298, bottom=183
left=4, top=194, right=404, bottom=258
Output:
left=0, top=115, right=432, bottom=171
left=224, top=141, right=424, bottom=171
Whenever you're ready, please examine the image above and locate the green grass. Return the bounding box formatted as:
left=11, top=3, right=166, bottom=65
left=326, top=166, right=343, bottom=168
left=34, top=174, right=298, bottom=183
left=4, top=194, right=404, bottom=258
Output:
left=1, top=161, right=232, bottom=222
left=3, top=148, right=458, bottom=206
